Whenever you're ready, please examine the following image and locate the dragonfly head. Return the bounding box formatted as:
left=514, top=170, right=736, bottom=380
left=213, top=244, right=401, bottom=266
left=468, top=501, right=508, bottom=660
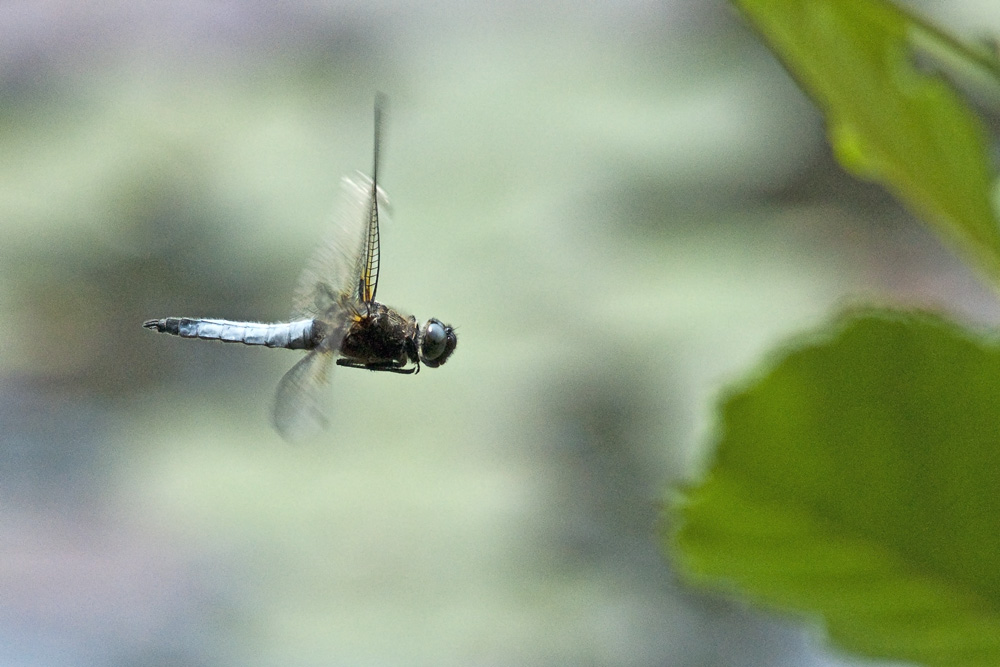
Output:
left=418, top=318, right=457, bottom=368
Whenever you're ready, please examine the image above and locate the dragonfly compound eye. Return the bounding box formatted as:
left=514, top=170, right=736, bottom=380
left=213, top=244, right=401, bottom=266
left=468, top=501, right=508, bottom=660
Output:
left=420, top=318, right=456, bottom=367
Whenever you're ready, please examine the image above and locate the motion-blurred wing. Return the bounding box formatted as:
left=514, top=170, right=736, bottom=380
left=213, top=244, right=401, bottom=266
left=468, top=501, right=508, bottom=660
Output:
left=271, top=350, right=335, bottom=442
left=290, top=175, right=387, bottom=319
left=291, top=97, right=387, bottom=317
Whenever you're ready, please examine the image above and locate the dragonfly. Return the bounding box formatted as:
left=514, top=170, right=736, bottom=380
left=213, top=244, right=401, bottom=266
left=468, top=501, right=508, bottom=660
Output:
left=143, top=96, right=457, bottom=440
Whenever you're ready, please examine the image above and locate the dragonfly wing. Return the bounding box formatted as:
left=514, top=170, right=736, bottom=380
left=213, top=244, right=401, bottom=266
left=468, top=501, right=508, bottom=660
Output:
left=289, top=174, right=390, bottom=318
left=356, top=95, right=385, bottom=303
left=271, top=350, right=335, bottom=442
left=291, top=97, right=388, bottom=317
left=355, top=173, right=380, bottom=304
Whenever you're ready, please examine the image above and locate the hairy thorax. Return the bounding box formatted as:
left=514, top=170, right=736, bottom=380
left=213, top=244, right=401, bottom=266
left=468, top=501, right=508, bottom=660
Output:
left=338, top=302, right=418, bottom=366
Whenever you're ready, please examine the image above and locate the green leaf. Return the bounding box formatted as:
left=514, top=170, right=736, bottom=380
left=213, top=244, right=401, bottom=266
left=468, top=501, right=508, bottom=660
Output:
left=668, top=310, right=1000, bottom=665
left=733, top=0, right=1000, bottom=288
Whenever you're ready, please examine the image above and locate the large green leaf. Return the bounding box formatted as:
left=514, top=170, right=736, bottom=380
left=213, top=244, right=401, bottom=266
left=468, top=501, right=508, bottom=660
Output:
left=669, top=311, right=1000, bottom=665
left=734, top=0, right=1000, bottom=287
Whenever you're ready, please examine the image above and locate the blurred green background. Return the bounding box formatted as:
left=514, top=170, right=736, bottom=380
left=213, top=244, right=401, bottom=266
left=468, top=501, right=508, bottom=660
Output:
left=2, top=2, right=999, bottom=665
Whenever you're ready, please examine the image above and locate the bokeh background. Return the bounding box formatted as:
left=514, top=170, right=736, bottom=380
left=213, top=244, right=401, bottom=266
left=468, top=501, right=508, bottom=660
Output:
left=3, top=1, right=1000, bottom=665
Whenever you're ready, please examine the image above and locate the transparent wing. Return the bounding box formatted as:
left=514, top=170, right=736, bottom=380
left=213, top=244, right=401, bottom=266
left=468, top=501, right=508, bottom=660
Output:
left=290, top=174, right=387, bottom=319
left=356, top=173, right=380, bottom=304
left=357, top=95, right=385, bottom=303
left=291, top=97, right=387, bottom=317
left=271, top=350, right=335, bottom=442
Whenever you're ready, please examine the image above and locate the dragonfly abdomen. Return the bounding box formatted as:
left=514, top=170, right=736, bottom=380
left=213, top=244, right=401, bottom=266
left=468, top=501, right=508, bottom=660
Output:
left=143, top=317, right=316, bottom=350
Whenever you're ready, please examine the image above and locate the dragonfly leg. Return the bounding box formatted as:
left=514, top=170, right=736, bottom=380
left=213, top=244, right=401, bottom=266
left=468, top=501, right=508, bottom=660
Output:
left=336, top=359, right=417, bottom=374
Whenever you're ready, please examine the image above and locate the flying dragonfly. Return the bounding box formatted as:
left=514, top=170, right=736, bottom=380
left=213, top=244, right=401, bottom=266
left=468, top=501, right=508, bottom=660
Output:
left=143, top=96, right=457, bottom=440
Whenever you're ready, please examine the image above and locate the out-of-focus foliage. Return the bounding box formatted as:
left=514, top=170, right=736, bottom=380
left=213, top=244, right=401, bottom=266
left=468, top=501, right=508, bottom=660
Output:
left=735, top=0, right=1000, bottom=288
left=669, top=1, right=1000, bottom=665
left=673, top=310, right=1000, bottom=666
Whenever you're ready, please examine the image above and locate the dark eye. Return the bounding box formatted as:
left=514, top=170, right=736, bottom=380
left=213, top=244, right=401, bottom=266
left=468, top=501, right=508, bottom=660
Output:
left=422, top=321, right=447, bottom=360
left=419, top=318, right=456, bottom=367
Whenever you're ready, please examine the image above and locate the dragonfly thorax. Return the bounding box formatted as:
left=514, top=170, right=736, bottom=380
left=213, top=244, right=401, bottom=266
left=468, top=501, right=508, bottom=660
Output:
left=335, top=302, right=418, bottom=369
